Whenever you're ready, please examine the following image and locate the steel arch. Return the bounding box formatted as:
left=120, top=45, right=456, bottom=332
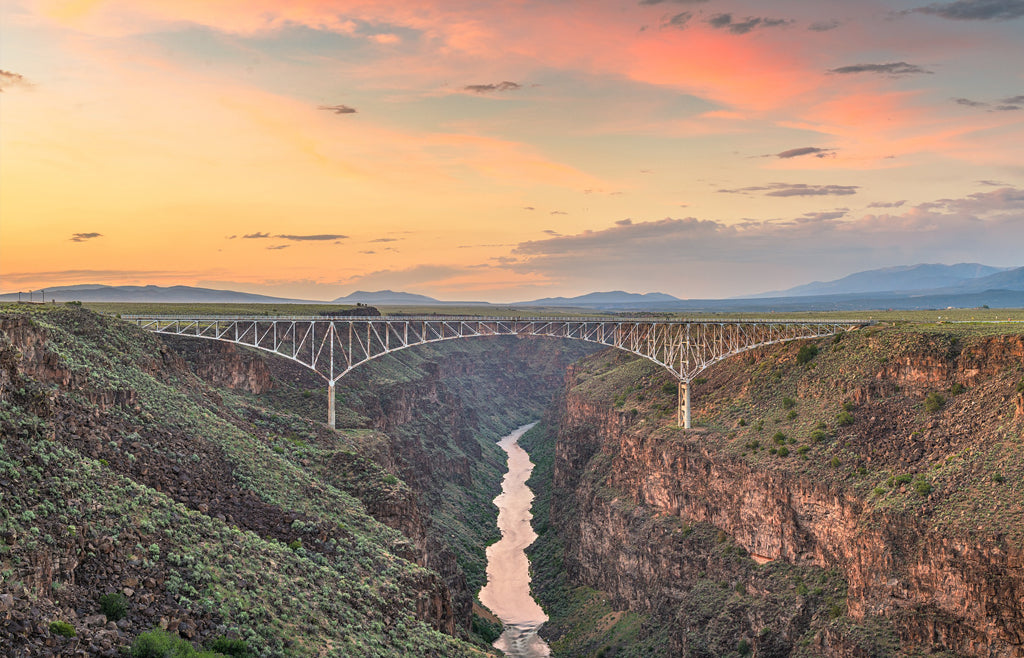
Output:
left=123, top=315, right=867, bottom=429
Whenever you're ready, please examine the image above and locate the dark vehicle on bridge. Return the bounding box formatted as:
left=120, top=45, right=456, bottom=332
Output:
left=317, top=304, right=381, bottom=317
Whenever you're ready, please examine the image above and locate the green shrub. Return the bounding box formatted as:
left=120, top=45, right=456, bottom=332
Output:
left=829, top=603, right=844, bottom=619
left=208, top=637, right=254, bottom=657
left=49, top=620, right=76, bottom=637
left=950, top=382, right=965, bottom=395
left=1017, top=378, right=1024, bottom=394
left=693, top=377, right=708, bottom=385
left=662, top=382, right=677, bottom=394
left=893, top=473, right=913, bottom=486
left=787, top=410, right=798, bottom=420
left=754, top=420, right=764, bottom=432
left=924, top=392, right=945, bottom=413
left=816, top=421, right=828, bottom=430
left=914, top=478, right=933, bottom=496
left=993, top=473, right=1005, bottom=483
left=382, top=474, right=399, bottom=485
left=472, top=615, right=503, bottom=644
left=772, top=432, right=787, bottom=445
left=836, top=411, right=854, bottom=427
left=745, top=440, right=760, bottom=450
left=830, top=457, right=840, bottom=468
left=288, top=539, right=303, bottom=551
left=796, top=345, right=819, bottom=365
left=738, top=639, right=751, bottom=655
left=842, top=401, right=855, bottom=412
left=777, top=446, right=789, bottom=457
left=131, top=629, right=203, bottom=658
left=810, top=430, right=826, bottom=443
left=99, top=592, right=128, bottom=621
left=797, top=446, right=810, bottom=455
left=782, top=397, right=797, bottom=409
left=738, top=418, right=747, bottom=427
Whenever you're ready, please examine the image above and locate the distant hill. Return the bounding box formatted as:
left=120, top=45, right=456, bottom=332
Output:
left=518, top=291, right=681, bottom=309
left=331, top=290, right=446, bottom=305
left=0, top=284, right=319, bottom=304
left=752, top=263, right=1007, bottom=298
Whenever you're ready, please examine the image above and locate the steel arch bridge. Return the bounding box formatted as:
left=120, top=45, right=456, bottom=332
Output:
left=123, top=315, right=866, bottom=429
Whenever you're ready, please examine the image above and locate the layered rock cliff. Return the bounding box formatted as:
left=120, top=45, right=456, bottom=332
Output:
left=530, top=328, right=1024, bottom=656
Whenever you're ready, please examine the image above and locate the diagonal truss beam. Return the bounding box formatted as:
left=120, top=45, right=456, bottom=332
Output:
left=124, top=315, right=869, bottom=429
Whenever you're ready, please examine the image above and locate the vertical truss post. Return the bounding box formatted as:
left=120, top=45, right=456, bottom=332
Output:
left=678, top=379, right=691, bottom=429
left=327, top=380, right=336, bottom=430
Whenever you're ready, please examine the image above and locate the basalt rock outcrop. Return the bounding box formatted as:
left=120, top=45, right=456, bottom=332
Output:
left=535, top=329, right=1024, bottom=657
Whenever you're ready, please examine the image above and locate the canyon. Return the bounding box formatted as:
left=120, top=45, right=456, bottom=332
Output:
left=2, top=305, right=1023, bottom=656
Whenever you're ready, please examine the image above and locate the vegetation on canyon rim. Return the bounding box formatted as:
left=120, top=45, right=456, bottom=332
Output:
left=0, top=303, right=589, bottom=655
left=3, top=301, right=1023, bottom=656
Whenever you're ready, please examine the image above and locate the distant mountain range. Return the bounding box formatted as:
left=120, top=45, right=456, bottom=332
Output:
left=330, top=290, right=488, bottom=305
left=750, top=263, right=1010, bottom=298
left=4, top=263, right=1023, bottom=310
left=0, top=284, right=317, bottom=304
left=516, top=291, right=680, bottom=308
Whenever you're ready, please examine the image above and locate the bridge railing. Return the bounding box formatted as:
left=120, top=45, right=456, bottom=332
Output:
left=122, top=314, right=870, bottom=429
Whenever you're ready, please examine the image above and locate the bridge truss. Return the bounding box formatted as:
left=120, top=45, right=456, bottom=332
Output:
left=124, top=315, right=865, bottom=429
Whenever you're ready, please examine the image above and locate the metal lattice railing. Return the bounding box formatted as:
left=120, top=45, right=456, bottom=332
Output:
left=123, top=315, right=867, bottom=428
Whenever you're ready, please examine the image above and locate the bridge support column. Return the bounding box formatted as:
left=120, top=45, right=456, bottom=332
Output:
left=678, top=380, right=691, bottom=430
left=327, top=380, right=336, bottom=430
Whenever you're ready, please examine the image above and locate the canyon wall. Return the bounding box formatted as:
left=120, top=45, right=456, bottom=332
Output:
left=536, top=331, right=1024, bottom=656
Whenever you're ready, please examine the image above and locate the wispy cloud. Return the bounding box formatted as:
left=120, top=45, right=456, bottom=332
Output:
left=318, top=104, right=357, bottom=114
left=267, top=245, right=289, bottom=250
left=707, top=13, right=794, bottom=34
left=70, top=232, right=102, bottom=242
left=0, top=70, right=31, bottom=92
left=243, top=232, right=347, bottom=241
left=663, top=11, right=694, bottom=28
left=640, top=0, right=709, bottom=5
left=829, top=62, right=932, bottom=76
left=464, top=81, right=522, bottom=93
left=370, top=237, right=399, bottom=243
left=808, top=19, right=842, bottom=31
left=912, top=0, right=1024, bottom=21
left=774, top=147, right=836, bottom=159
left=868, top=200, right=907, bottom=208
left=719, top=183, right=858, bottom=197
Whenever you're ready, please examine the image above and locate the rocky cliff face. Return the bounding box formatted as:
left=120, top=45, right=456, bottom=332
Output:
left=0, top=307, right=495, bottom=655
left=538, top=330, right=1024, bottom=656
left=166, top=332, right=594, bottom=635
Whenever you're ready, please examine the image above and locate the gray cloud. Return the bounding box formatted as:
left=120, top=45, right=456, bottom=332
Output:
left=0, top=70, right=31, bottom=92
left=550, top=210, right=568, bottom=215
left=808, top=19, right=842, bottom=31
left=523, top=206, right=536, bottom=211
left=802, top=210, right=849, bottom=221
left=319, top=104, right=357, bottom=114
left=719, top=183, right=859, bottom=197
left=913, top=0, right=1024, bottom=20
left=1002, top=94, right=1024, bottom=104
left=954, top=97, right=989, bottom=107
left=640, top=0, right=709, bottom=5
left=464, top=81, right=522, bottom=94
left=829, top=62, right=932, bottom=75
left=868, top=200, right=907, bottom=208
left=370, top=237, right=399, bottom=243
left=543, top=229, right=561, bottom=236
left=664, top=11, right=694, bottom=28
left=70, top=232, right=102, bottom=242
left=244, top=232, right=347, bottom=241
left=707, top=13, right=794, bottom=33
left=267, top=245, right=290, bottom=250
left=775, top=147, right=836, bottom=159
left=506, top=187, right=1024, bottom=298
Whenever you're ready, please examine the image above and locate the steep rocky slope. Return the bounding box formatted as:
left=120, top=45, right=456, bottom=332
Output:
left=0, top=304, right=590, bottom=655
left=527, top=326, right=1024, bottom=657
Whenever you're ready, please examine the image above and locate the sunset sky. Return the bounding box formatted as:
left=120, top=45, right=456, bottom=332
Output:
left=2, top=0, right=1023, bottom=301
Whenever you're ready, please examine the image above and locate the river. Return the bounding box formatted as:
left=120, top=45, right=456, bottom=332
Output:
left=478, top=422, right=551, bottom=658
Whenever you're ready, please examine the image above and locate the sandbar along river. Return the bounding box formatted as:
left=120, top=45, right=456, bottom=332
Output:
left=478, top=422, right=551, bottom=658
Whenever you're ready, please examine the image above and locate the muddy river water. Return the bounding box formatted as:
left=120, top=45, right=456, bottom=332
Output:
left=478, top=422, right=551, bottom=657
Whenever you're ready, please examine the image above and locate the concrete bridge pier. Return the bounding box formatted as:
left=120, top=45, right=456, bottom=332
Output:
left=678, top=379, right=691, bottom=430
left=328, top=380, right=336, bottom=430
